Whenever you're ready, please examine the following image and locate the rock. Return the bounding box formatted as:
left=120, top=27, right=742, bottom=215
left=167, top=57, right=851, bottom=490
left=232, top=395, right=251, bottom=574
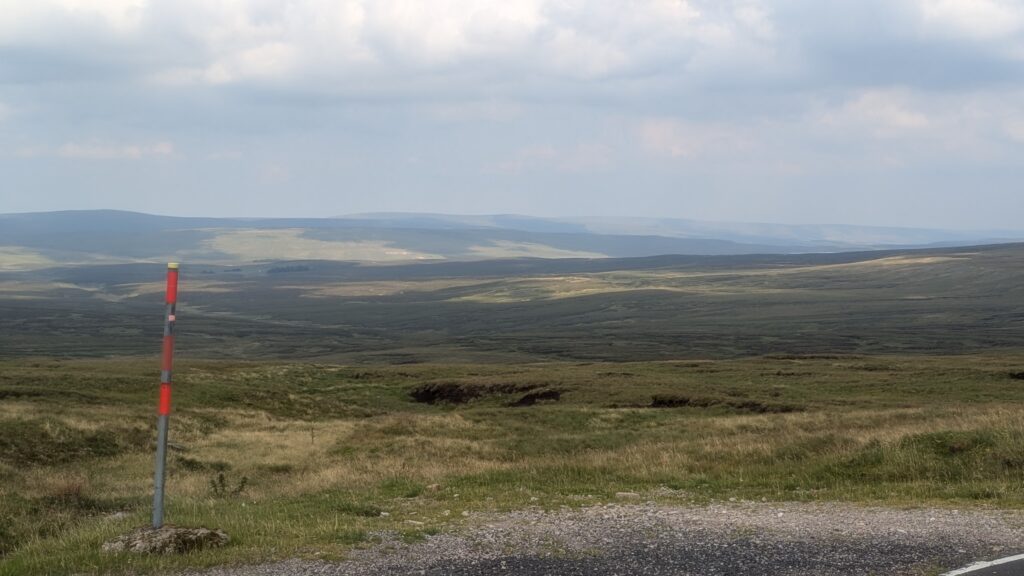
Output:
left=406, top=520, right=425, bottom=526
left=102, top=526, right=229, bottom=555
left=426, top=484, right=441, bottom=491
left=379, top=511, right=391, bottom=517
left=615, top=492, right=641, bottom=500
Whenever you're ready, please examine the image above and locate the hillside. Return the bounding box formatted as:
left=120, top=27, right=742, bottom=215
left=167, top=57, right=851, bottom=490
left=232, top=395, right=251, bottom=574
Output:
left=2, top=242, right=1022, bottom=361
left=3, top=210, right=1021, bottom=271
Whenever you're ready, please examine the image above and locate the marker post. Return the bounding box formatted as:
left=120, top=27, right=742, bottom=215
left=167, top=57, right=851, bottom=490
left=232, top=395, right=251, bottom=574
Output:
left=152, top=262, right=179, bottom=528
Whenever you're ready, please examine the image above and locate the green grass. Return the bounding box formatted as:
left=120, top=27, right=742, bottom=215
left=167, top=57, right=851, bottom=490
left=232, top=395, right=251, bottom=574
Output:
left=3, top=355, right=1024, bottom=574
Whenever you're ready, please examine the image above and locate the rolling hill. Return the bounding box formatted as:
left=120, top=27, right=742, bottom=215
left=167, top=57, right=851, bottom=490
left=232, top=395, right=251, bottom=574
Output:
left=2, top=241, right=1022, bottom=361
left=2, top=210, right=1021, bottom=271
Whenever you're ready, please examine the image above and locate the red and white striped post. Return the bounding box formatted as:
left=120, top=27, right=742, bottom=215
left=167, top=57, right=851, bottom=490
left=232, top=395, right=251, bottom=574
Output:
left=152, top=262, right=179, bottom=528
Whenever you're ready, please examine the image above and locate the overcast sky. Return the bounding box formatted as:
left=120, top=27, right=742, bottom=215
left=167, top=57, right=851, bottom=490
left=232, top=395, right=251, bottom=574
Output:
left=2, top=0, right=1023, bottom=229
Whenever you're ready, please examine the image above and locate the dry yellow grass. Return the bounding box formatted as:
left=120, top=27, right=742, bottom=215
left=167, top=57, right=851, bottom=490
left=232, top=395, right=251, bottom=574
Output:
left=467, top=241, right=606, bottom=259
left=5, top=356, right=1024, bottom=575
left=204, top=229, right=442, bottom=262
left=283, top=279, right=491, bottom=298
left=0, top=247, right=56, bottom=271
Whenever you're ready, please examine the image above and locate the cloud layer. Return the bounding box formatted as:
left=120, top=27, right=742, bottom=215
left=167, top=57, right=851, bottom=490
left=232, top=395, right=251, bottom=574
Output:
left=2, top=0, right=1023, bottom=229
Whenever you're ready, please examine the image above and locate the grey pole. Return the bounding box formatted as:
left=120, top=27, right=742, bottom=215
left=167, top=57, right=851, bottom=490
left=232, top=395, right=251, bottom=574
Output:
left=153, top=263, right=179, bottom=528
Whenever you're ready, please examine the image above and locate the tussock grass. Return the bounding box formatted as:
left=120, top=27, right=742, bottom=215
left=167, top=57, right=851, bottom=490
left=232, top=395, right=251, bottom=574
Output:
left=3, top=355, right=1024, bottom=574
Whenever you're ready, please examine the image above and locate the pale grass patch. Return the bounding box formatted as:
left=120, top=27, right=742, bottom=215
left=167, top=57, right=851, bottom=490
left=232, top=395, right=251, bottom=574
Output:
left=205, top=229, right=442, bottom=262
left=467, top=241, right=606, bottom=259
left=571, top=442, right=693, bottom=473
left=0, top=401, right=43, bottom=419
left=282, top=279, right=491, bottom=298
left=451, top=273, right=812, bottom=303
left=0, top=247, right=56, bottom=271
left=282, top=414, right=508, bottom=494
left=93, top=280, right=239, bottom=301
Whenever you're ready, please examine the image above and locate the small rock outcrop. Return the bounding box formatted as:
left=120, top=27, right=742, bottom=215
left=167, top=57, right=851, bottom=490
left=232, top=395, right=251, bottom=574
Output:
left=102, top=526, right=229, bottom=554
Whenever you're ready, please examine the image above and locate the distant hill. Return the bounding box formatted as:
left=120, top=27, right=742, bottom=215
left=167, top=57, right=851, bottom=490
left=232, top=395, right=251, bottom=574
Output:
left=1, top=209, right=1021, bottom=271
left=344, top=212, right=1024, bottom=248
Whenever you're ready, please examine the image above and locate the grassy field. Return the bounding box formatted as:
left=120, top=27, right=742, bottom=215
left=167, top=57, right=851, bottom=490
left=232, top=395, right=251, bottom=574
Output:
left=2, top=244, right=1024, bottom=573
left=3, top=354, right=1024, bottom=574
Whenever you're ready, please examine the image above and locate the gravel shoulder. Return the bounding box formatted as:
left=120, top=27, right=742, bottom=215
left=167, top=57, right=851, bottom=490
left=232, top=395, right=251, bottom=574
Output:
left=184, top=502, right=1024, bottom=576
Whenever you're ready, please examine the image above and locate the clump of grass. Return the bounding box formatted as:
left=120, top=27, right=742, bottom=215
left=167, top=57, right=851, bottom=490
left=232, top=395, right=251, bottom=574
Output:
left=378, top=477, right=426, bottom=499
left=209, top=472, right=249, bottom=498
left=401, top=527, right=441, bottom=544
left=333, top=529, right=369, bottom=545
left=332, top=501, right=382, bottom=517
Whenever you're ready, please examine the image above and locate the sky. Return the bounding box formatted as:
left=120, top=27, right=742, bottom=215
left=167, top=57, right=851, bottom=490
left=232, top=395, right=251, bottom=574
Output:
left=1, top=0, right=1023, bottom=230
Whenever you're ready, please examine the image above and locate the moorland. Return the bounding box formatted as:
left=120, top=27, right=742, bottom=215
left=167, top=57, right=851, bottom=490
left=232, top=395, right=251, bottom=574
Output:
left=1, top=240, right=1024, bottom=574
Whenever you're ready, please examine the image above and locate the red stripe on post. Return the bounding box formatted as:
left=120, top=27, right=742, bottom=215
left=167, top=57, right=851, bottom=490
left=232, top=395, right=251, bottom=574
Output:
left=161, top=335, right=175, bottom=371
left=166, top=268, right=179, bottom=304
left=158, top=382, right=172, bottom=415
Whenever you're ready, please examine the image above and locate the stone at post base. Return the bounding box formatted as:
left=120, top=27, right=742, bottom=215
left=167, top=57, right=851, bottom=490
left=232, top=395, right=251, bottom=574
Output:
left=102, top=526, right=229, bottom=554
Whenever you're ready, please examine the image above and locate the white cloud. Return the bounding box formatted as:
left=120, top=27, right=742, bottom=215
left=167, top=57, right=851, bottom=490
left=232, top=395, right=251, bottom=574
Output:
left=489, top=141, right=613, bottom=173
left=916, top=0, right=1024, bottom=40
left=1006, top=119, right=1024, bottom=143
left=817, top=90, right=930, bottom=138
left=55, top=141, right=174, bottom=159
left=205, top=149, right=243, bottom=160
left=0, top=0, right=146, bottom=43
left=639, top=118, right=753, bottom=158
left=427, top=99, right=523, bottom=123
left=1, top=0, right=779, bottom=89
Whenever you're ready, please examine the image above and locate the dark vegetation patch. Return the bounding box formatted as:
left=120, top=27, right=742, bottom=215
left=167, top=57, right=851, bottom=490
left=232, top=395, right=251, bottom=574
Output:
left=0, top=388, right=99, bottom=403
left=332, top=501, right=383, bottom=517
left=845, top=363, right=899, bottom=372
left=260, top=463, right=296, bottom=475
left=267, top=265, right=312, bottom=274
left=377, top=477, right=425, bottom=498
left=174, top=455, right=231, bottom=472
left=771, top=434, right=856, bottom=462
left=0, top=418, right=149, bottom=466
left=409, top=381, right=541, bottom=404
left=825, top=429, right=1024, bottom=489
left=209, top=472, right=249, bottom=497
left=900, top=430, right=997, bottom=456
left=765, top=354, right=865, bottom=360
left=508, top=389, right=561, bottom=407
left=1, top=484, right=142, bottom=557
left=35, top=480, right=138, bottom=514
left=650, top=394, right=803, bottom=414
left=1009, top=371, right=1024, bottom=380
